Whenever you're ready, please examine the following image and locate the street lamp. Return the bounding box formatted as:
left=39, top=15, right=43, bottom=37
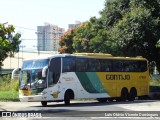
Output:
left=19, top=45, right=25, bottom=62
left=33, top=45, right=43, bottom=55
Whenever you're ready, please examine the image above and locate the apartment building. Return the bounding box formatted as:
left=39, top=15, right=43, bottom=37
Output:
left=37, top=23, right=65, bottom=51
left=68, top=21, right=81, bottom=29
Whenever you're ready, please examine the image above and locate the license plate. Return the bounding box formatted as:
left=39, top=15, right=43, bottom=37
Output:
left=28, top=97, right=33, bottom=101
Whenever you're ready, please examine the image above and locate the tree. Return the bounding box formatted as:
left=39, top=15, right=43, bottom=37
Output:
left=0, top=23, right=21, bottom=67
left=73, top=17, right=112, bottom=53
left=109, top=0, right=160, bottom=67
left=58, top=0, right=160, bottom=69
left=73, top=21, right=93, bottom=53
left=58, top=29, right=75, bottom=53
left=100, top=0, right=130, bottom=29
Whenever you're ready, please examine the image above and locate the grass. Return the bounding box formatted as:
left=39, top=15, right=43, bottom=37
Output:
left=0, top=75, right=19, bottom=101
left=150, top=75, right=160, bottom=86
left=0, top=91, right=19, bottom=101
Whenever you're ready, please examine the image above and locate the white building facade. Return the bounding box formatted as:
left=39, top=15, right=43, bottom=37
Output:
left=68, top=21, right=81, bottom=29
left=37, top=23, right=65, bottom=51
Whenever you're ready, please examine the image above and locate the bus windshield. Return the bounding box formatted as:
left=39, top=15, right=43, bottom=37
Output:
left=22, top=59, right=49, bottom=69
left=20, top=59, right=49, bottom=90
left=20, top=69, right=47, bottom=90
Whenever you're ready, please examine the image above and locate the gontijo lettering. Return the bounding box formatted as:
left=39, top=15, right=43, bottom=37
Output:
left=106, top=74, right=130, bottom=80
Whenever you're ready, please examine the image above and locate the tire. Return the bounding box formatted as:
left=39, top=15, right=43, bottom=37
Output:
left=128, top=88, right=137, bottom=101
left=108, top=98, right=114, bottom=102
left=97, top=98, right=107, bottom=103
left=41, top=101, right=47, bottom=107
left=64, top=91, right=70, bottom=105
left=115, top=98, right=121, bottom=102
left=139, top=95, right=149, bottom=100
left=120, top=88, right=128, bottom=101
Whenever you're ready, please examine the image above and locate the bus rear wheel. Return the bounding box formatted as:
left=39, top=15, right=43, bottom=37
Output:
left=120, top=88, right=128, bottom=101
left=128, top=88, right=137, bottom=101
left=41, top=101, right=47, bottom=107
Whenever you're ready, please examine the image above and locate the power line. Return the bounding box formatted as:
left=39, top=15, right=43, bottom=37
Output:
left=14, top=25, right=66, bottom=32
left=20, top=39, right=61, bottom=40
left=14, top=26, right=37, bottom=31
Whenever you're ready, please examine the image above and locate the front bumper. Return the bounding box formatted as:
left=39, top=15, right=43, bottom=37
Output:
left=19, top=94, right=47, bottom=102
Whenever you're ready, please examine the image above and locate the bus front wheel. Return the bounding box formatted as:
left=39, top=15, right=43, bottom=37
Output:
left=64, top=91, right=71, bottom=105
left=41, top=101, right=47, bottom=107
left=64, top=89, right=74, bottom=105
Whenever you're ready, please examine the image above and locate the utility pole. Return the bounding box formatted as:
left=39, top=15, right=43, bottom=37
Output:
left=20, top=45, right=25, bottom=62
left=33, top=45, right=41, bottom=55
left=18, top=51, right=19, bottom=68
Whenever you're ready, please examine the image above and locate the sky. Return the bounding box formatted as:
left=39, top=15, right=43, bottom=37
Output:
left=0, top=0, right=105, bottom=51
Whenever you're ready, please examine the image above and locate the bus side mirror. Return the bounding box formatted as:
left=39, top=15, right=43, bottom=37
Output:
left=42, top=66, right=48, bottom=78
left=12, top=68, right=21, bottom=79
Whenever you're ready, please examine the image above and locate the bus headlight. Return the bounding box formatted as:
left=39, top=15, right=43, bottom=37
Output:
left=40, top=91, right=47, bottom=95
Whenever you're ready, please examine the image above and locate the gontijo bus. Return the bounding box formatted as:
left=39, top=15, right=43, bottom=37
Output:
left=12, top=53, right=149, bottom=106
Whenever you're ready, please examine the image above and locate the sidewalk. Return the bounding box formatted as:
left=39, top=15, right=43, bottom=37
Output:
left=0, top=103, right=7, bottom=111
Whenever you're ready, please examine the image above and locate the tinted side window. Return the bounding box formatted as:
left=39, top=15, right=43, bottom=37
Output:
left=123, top=60, right=148, bottom=72
left=112, top=60, right=147, bottom=72
left=138, top=61, right=147, bottom=72
left=62, top=57, right=75, bottom=72
left=76, top=58, right=88, bottom=72
left=48, top=57, right=61, bottom=85
left=113, top=61, right=123, bottom=72
left=100, top=59, right=112, bottom=72
left=123, top=61, right=135, bottom=72
left=88, top=59, right=100, bottom=72
left=49, top=57, right=61, bottom=73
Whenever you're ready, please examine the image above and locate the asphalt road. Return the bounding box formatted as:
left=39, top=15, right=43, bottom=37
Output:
left=0, top=100, right=160, bottom=119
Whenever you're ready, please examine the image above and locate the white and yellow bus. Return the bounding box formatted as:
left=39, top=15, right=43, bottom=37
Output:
left=12, top=53, right=150, bottom=106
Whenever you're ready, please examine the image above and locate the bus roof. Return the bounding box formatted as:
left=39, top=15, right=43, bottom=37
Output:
left=23, top=54, right=72, bottom=61
left=73, top=53, right=146, bottom=60
left=74, top=53, right=113, bottom=57
left=23, top=53, right=147, bottom=61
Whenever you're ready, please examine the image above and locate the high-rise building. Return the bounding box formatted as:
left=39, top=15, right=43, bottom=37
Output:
left=37, top=23, right=65, bottom=51
left=68, top=21, right=81, bottom=29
